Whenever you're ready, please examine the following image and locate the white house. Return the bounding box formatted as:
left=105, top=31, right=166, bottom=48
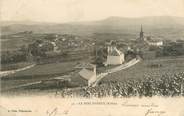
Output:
left=51, top=41, right=61, bottom=53
left=105, top=46, right=125, bottom=65
left=145, top=39, right=163, bottom=46
left=75, top=63, right=96, bottom=86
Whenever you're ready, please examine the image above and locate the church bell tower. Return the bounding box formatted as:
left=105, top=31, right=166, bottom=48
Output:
left=139, top=25, right=144, bottom=41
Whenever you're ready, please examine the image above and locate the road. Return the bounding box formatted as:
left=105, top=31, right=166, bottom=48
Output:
left=0, top=64, right=36, bottom=78
left=1, top=57, right=141, bottom=92
left=1, top=81, right=42, bottom=92
left=92, top=56, right=141, bottom=87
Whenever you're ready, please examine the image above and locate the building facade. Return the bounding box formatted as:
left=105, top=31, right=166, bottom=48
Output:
left=75, top=63, right=96, bottom=86
left=105, top=46, right=125, bottom=65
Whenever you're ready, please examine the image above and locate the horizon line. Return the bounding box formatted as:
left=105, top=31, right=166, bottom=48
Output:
left=1, top=15, right=184, bottom=24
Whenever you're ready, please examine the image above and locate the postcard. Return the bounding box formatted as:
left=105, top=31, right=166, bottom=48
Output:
left=1, top=0, right=184, bottom=116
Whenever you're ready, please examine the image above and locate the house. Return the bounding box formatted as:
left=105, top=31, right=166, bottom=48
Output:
left=50, top=35, right=61, bottom=53
left=51, top=41, right=60, bottom=53
left=146, top=40, right=163, bottom=46
left=145, top=37, right=163, bottom=46
left=105, top=45, right=125, bottom=65
left=75, top=63, right=96, bottom=86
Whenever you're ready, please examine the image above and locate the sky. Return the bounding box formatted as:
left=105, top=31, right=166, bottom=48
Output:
left=1, top=0, right=184, bottom=23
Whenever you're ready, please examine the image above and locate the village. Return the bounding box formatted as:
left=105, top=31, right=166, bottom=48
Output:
left=2, top=1, right=184, bottom=116
left=1, top=26, right=184, bottom=97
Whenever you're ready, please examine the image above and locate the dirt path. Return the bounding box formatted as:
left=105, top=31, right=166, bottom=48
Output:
left=92, top=56, right=141, bottom=86
left=0, top=64, right=36, bottom=78
left=1, top=57, right=141, bottom=92
left=1, top=81, right=42, bottom=92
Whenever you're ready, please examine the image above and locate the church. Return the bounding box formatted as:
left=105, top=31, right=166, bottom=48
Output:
left=138, top=25, right=146, bottom=41
left=138, top=25, right=163, bottom=46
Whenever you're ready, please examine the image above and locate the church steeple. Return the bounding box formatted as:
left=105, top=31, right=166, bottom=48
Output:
left=140, top=25, right=144, bottom=41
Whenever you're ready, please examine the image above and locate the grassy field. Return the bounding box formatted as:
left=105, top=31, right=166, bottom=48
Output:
left=2, top=56, right=184, bottom=95
left=101, top=56, right=184, bottom=82
left=0, top=38, right=32, bottom=52
left=12, top=61, right=76, bottom=76
left=0, top=33, right=46, bottom=52
left=0, top=62, right=34, bottom=71
left=1, top=61, right=78, bottom=90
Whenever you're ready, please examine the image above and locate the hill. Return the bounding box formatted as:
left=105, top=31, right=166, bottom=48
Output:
left=1, top=16, right=184, bottom=39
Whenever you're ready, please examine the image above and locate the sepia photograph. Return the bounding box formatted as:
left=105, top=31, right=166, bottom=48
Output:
left=1, top=0, right=184, bottom=116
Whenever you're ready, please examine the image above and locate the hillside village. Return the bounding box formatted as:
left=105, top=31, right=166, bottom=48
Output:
left=1, top=25, right=184, bottom=97
left=2, top=1, right=184, bottom=116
